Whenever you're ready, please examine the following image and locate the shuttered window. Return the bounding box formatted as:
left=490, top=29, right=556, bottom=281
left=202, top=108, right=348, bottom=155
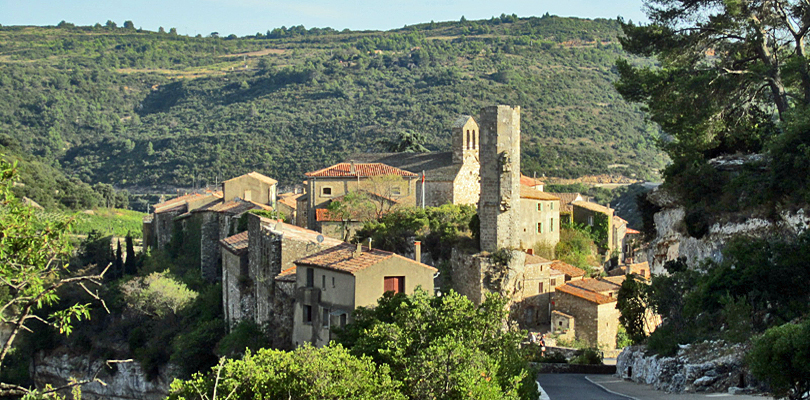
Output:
left=384, top=276, right=405, bottom=294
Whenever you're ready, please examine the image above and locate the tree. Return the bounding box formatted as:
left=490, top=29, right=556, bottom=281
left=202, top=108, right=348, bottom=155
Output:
left=748, top=319, right=810, bottom=400
left=335, top=289, right=539, bottom=400
left=124, top=233, right=137, bottom=275
left=384, top=130, right=429, bottom=153
left=615, top=1, right=810, bottom=167
left=616, top=273, right=651, bottom=345
left=168, top=344, right=404, bottom=400
left=0, top=157, right=107, bottom=396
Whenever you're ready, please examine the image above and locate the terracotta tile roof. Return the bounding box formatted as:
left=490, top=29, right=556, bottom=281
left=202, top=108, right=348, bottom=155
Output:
left=278, top=193, right=303, bottom=209
left=260, top=219, right=343, bottom=247
left=220, top=231, right=249, bottom=255
left=556, top=284, right=616, bottom=305
left=608, top=262, right=650, bottom=279
left=568, top=278, right=621, bottom=294
left=524, top=254, right=552, bottom=265
left=572, top=200, right=613, bottom=215
left=521, top=175, right=545, bottom=187
left=520, top=186, right=560, bottom=201
left=294, top=243, right=436, bottom=275
left=626, top=228, right=641, bottom=235
left=153, top=191, right=223, bottom=213
left=549, top=261, right=587, bottom=278
left=223, top=171, right=277, bottom=185
left=305, top=162, right=418, bottom=178
left=346, top=152, right=461, bottom=181
left=602, top=275, right=627, bottom=285
left=275, top=266, right=297, bottom=282
left=316, top=208, right=342, bottom=222
left=547, top=192, right=584, bottom=213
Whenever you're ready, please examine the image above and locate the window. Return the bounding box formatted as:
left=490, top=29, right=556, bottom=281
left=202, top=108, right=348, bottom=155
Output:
left=550, top=218, right=554, bottom=232
left=391, top=186, right=401, bottom=196
left=537, top=222, right=543, bottom=234
left=306, top=268, right=314, bottom=287
left=332, top=276, right=335, bottom=288
left=550, top=279, right=557, bottom=287
left=587, top=215, right=594, bottom=226
left=322, top=308, right=330, bottom=328
left=384, top=276, right=405, bottom=294
left=472, top=131, right=476, bottom=148
left=322, top=187, right=332, bottom=196
left=340, top=313, right=347, bottom=327
left=538, top=203, right=543, bottom=211
left=551, top=202, right=554, bottom=210
left=243, top=190, right=253, bottom=201
left=303, top=305, right=312, bottom=324
left=538, top=282, right=544, bottom=293
left=322, top=275, right=326, bottom=289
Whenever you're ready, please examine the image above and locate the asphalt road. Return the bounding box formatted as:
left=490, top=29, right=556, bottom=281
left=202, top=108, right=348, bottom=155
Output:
left=537, top=374, right=630, bottom=400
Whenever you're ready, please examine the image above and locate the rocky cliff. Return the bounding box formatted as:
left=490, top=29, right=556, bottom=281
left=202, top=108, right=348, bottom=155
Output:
left=616, top=342, right=764, bottom=395
left=644, top=188, right=810, bottom=274
left=33, top=351, right=177, bottom=400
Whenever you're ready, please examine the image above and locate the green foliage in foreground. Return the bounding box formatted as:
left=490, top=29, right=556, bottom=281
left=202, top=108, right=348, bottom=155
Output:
left=643, top=232, right=810, bottom=356
left=335, top=289, right=539, bottom=400
left=70, top=208, right=144, bottom=238
left=168, top=344, right=405, bottom=400
left=748, top=319, right=810, bottom=400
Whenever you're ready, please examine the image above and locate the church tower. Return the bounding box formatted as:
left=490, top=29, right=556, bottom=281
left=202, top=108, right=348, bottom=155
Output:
left=451, top=115, right=479, bottom=164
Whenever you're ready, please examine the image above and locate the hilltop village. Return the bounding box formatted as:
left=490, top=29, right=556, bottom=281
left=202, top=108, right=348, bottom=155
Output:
left=142, top=105, right=648, bottom=351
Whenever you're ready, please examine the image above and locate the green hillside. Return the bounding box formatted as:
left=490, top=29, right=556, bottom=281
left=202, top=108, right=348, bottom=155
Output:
left=0, top=15, right=664, bottom=196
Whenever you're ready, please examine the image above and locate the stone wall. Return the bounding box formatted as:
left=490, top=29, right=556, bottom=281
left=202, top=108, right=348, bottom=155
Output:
left=33, top=352, right=177, bottom=400
left=419, top=180, right=454, bottom=207
left=616, top=342, right=764, bottom=395
left=478, top=105, right=521, bottom=252
left=222, top=249, right=252, bottom=326
left=552, top=290, right=601, bottom=347
left=199, top=211, right=220, bottom=282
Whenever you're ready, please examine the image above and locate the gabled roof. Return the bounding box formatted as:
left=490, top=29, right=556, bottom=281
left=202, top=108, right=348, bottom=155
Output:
left=276, top=266, right=297, bottom=282
left=260, top=219, right=343, bottom=247
left=568, top=278, right=621, bottom=294
left=520, top=175, right=544, bottom=187
left=220, top=231, right=249, bottom=255
left=556, top=284, right=616, bottom=305
left=345, top=152, right=462, bottom=181
left=305, top=162, right=418, bottom=178
left=278, top=192, right=303, bottom=209
left=153, top=191, right=223, bottom=214
left=520, top=186, right=560, bottom=201
left=546, top=192, right=584, bottom=213
left=572, top=200, right=613, bottom=215
left=524, top=254, right=552, bottom=265
left=294, top=243, right=437, bottom=275
left=549, top=261, right=587, bottom=278
left=223, top=171, right=277, bottom=185
left=452, top=115, right=476, bottom=128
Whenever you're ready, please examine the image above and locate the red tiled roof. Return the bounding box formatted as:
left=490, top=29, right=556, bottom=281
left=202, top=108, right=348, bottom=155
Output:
left=294, top=243, right=436, bottom=275
left=521, top=175, right=545, bottom=187
left=276, top=266, right=297, bottom=282
left=626, top=228, right=641, bottom=235
left=568, top=278, right=621, bottom=294
left=546, top=192, right=584, bottom=213
left=520, top=186, right=560, bottom=201
left=305, top=163, right=418, bottom=178
left=524, top=254, right=552, bottom=265
left=549, top=261, right=587, bottom=278
left=316, top=208, right=343, bottom=222
left=153, top=191, right=223, bottom=213
left=220, top=231, right=249, bottom=255
left=278, top=193, right=303, bottom=209
left=556, top=284, right=616, bottom=305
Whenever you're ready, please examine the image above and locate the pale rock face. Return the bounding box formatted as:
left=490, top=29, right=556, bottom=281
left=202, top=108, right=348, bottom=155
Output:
left=615, top=342, right=764, bottom=395
left=33, top=352, right=177, bottom=400
left=644, top=189, right=810, bottom=274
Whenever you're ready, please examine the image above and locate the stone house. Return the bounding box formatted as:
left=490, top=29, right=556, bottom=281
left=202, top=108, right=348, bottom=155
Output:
left=220, top=213, right=342, bottom=348
left=518, top=186, right=561, bottom=251
left=346, top=115, right=481, bottom=208
left=521, top=175, right=544, bottom=192
left=222, top=171, right=278, bottom=209
left=142, top=191, right=222, bottom=250
left=291, top=243, right=437, bottom=347
left=552, top=276, right=625, bottom=349
left=547, top=192, right=586, bottom=224
left=276, top=192, right=303, bottom=223
left=302, top=162, right=418, bottom=233
left=608, top=261, right=651, bottom=280
left=572, top=200, right=628, bottom=263
left=511, top=255, right=587, bottom=330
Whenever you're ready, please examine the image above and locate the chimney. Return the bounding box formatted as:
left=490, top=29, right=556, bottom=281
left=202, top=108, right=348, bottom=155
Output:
left=526, top=249, right=534, bottom=255
left=355, top=242, right=362, bottom=257
left=414, top=240, right=421, bottom=262
left=367, top=237, right=373, bottom=250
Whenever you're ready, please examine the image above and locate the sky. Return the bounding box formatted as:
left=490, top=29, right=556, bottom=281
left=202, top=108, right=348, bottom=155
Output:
left=0, top=0, right=648, bottom=37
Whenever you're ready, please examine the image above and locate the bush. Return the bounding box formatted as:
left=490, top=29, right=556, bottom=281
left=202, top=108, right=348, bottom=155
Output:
left=570, top=348, right=603, bottom=365
left=748, top=320, right=810, bottom=400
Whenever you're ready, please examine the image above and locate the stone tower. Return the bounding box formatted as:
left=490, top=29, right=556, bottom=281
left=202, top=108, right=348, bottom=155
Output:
left=478, top=105, right=521, bottom=252
left=451, top=115, right=480, bottom=164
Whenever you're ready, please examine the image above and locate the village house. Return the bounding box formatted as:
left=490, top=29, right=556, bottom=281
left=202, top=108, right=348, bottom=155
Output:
left=346, top=115, right=481, bottom=208
left=276, top=191, right=303, bottom=224
left=142, top=191, right=222, bottom=250
left=302, top=162, right=418, bottom=234
left=572, top=200, right=629, bottom=263
left=546, top=192, right=586, bottom=224
left=551, top=276, right=625, bottom=350
left=291, top=243, right=437, bottom=347
left=220, top=213, right=342, bottom=348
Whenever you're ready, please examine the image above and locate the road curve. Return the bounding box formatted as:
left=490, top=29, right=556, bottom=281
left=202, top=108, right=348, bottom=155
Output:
left=537, top=373, right=632, bottom=400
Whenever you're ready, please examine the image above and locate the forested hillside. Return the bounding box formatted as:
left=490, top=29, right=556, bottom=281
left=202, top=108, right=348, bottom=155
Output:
left=0, top=15, right=664, bottom=197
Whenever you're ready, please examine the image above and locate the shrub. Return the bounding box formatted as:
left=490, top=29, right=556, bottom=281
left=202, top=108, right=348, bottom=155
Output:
left=748, top=320, right=810, bottom=400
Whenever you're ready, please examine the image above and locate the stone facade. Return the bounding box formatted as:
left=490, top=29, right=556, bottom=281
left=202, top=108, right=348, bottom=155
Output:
left=478, top=105, right=522, bottom=252
left=292, top=244, right=437, bottom=347
left=551, top=310, right=575, bottom=341
left=552, top=278, right=623, bottom=349
left=145, top=192, right=222, bottom=250
left=518, top=190, right=561, bottom=251
left=222, top=171, right=278, bottom=208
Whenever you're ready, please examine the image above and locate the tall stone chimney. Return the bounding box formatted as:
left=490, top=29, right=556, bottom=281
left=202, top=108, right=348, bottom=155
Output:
left=477, top=105, right=521, bottom=252
left=414, top=240, right=422, bottom=262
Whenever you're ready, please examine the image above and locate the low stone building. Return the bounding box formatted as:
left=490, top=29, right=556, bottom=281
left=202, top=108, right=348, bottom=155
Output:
left=291, top=243, right=437, bottom=347
left=142, top=191, right=222, bottom=250
left=222, top=171, right=278, bottom=209
left=552, top=276, right=626, bottom=349
left=277, top=192, right=303, bottom=224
